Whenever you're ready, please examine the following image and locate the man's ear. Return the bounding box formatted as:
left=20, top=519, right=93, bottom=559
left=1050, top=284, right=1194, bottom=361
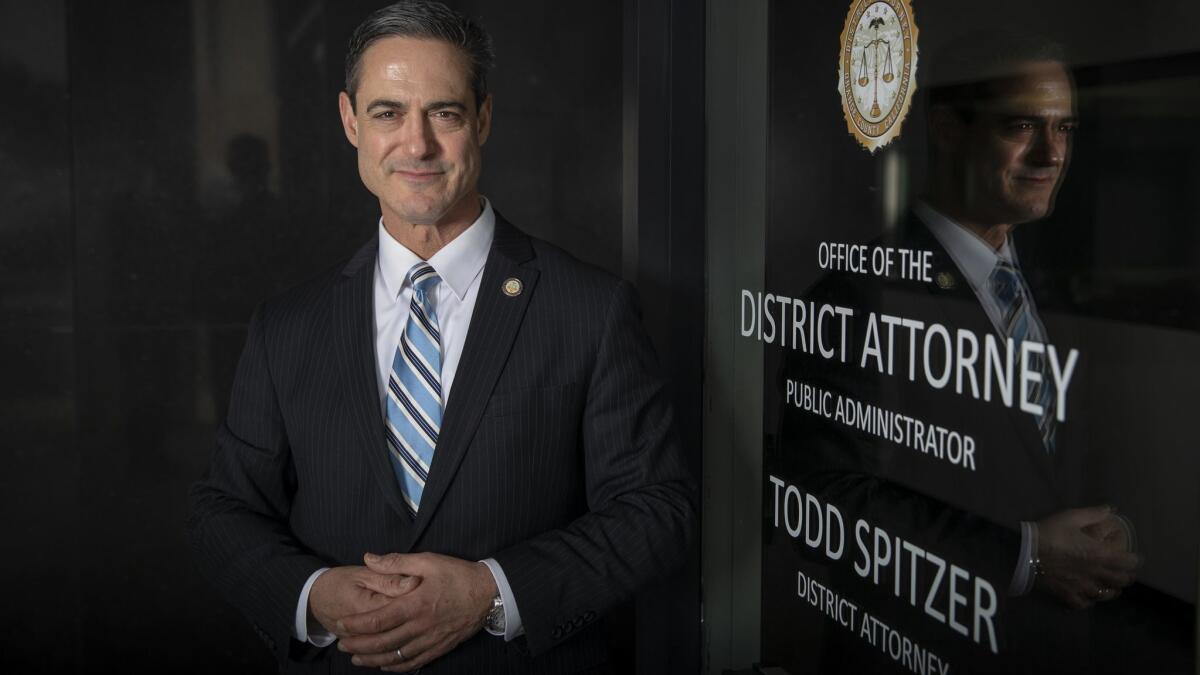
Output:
left=476, top=94, right=493, bottom=146
left=928, top=105, right=965, bottom=155
left=338, top=91, right=360, bottom=148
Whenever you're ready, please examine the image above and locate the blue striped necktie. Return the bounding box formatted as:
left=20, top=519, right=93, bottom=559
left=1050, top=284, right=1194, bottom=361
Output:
left=385, top=262, right=443, bottom=515
left=988, top=260, right=1056, bottom=453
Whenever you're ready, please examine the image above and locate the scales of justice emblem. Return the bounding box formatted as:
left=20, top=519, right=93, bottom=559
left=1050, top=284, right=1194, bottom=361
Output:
left=838, top=0, right=919, bottom=153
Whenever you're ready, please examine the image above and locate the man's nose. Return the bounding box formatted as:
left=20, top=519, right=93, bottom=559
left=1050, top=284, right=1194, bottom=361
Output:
left=401, top=115, right=437, bottom=159
left=1029, top=124, right=1067, bottom=166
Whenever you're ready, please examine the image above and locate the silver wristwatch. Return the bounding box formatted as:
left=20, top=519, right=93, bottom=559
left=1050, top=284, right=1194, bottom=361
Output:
left=483, top=593, right=506, bottom=636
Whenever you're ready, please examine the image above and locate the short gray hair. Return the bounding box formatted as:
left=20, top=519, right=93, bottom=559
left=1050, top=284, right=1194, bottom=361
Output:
left=345, top=1, right=495, bottom=111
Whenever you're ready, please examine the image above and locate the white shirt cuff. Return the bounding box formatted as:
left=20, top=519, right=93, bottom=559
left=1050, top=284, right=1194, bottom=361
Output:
left=480, top=558, right=525, bottom=641
left=1008, top=521, right=1037, bottom=596
left=295, top=567, right=337, bottom=647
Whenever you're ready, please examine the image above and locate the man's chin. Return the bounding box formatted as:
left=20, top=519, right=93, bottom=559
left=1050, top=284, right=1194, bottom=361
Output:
left=994, top=193, right=1055, bottom=225
left=387, top=202, right=451, bottom=227
left=1010, top=205, right=1053, bottom=225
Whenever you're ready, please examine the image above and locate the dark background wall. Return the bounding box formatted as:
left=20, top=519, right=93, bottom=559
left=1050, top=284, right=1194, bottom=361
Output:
left=0, top=1, right=702, bottom=672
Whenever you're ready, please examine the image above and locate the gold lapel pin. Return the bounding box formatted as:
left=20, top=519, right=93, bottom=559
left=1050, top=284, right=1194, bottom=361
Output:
left=502, top=277, right=523, bottom=297
left=935, top=271, right=956, bottom=290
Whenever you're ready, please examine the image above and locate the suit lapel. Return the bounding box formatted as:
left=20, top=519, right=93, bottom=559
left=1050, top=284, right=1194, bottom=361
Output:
left=404, top=216, right=539, bottom=548
left=332, top=239, right=415, bottom=520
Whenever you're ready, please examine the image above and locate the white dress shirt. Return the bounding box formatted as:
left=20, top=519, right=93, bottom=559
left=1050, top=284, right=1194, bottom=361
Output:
left=914, top=201, right=1043, bottom=596
left=914, top=201, right=1049, bottom=344
left=294, top=198, right=525, bottom=645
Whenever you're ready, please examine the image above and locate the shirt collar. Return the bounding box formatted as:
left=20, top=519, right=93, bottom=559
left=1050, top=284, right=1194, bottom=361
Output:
left=914, top=200, right=1015, bottom=292
left=377, top=197, right=496, bottom=301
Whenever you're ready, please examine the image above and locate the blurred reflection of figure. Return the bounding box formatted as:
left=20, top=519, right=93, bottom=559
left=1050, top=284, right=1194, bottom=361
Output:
left=226, top=132, right=274, bottom=205
left=200, top=133, right=286, bottom=412
left=783, top=34, right=1137, bottom=673
left=203, top=132, right=286, bottom=313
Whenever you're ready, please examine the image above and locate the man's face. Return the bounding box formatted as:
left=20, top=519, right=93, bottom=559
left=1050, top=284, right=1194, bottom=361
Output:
left=958, top=61, right=1076, bottom=227
left=338, top=37, right=492, bottom=228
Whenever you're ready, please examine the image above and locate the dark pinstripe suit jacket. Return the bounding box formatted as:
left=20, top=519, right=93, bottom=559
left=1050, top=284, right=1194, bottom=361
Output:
left=188, top=216, right=697, bottom=674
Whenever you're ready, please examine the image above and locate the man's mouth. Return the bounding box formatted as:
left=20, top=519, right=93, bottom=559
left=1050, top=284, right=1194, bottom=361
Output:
left=1015, top=173, right=1056, bottom=185
left=394, top=169, right=444, bottom=182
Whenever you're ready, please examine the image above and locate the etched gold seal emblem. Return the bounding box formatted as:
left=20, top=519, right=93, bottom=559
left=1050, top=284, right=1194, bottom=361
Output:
left=838, top=0, right=919, bottom=153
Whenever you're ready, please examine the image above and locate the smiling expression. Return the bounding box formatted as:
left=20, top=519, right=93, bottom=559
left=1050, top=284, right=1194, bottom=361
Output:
left=338, top=37, right=492, bottom=231
left=959, top=61, right=1077, bottom=227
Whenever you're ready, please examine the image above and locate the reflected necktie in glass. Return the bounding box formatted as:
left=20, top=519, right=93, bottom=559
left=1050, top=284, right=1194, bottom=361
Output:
left=385, top=262, right=443, bottom=516
left=989, top=260, right=1056, bottom=453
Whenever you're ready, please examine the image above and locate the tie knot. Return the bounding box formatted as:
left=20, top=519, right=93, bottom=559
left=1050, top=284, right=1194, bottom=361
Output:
left=988, top=260, right=1023, bottom=306
left=408, top=262, right=441, bottom=294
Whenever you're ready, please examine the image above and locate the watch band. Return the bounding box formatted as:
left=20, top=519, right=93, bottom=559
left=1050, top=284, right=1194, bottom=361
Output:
left=483, top=592, right=505, bottom=636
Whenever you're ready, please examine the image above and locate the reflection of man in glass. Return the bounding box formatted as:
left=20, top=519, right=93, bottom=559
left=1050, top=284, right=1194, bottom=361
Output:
left=921, top=42, right=1137, bottom=609
left=782, top=36, right=1142, bottom=674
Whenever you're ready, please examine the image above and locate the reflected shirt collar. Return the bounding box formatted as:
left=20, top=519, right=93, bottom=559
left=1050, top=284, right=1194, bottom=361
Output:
left=377, top=197, right=496, bottom=301
left=914, top=200, right=1017, bottom=293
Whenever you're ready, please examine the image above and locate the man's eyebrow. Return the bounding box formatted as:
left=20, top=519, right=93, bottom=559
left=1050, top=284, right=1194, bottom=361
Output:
left=998, top=113, right=1079, bottom=123
left=365, top=99, right=407, bottom=113
left=363, top=99, right=468, bottom=113
left=425, top=101, right=468, bottom=112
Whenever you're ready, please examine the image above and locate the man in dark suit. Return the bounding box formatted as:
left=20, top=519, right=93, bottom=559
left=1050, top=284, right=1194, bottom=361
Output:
left=916, top=44, right=1138, bottom=613
left=778, top=38, right=1137, bottom=673
left=187, top=3, right=695, bottom=673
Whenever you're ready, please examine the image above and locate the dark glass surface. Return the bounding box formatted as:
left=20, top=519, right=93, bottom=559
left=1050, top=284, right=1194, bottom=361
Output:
left=762, top=1, right=1198, bottom=673
left=1, top=1, right=622, bottom=671
left=0, top=2, right=78, bottom=673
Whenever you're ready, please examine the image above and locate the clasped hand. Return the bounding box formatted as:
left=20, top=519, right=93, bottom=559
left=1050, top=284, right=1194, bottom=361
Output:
left=309, top=552, right=498, bottom=672
left=1035, top=505, right=1139, bottom=609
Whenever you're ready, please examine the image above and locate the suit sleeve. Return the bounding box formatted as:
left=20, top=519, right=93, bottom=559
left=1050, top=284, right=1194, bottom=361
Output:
left=491, top=280, right=698, bottom=655
left=187, top=307, right=327, bottom=665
